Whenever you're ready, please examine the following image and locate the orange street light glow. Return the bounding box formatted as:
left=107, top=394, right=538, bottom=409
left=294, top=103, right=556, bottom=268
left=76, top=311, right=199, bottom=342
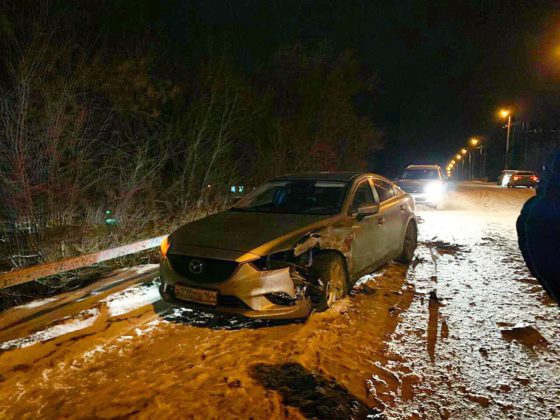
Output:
left=500, top=109, right=511, bottom=118
left=461, top=148, right=467, bottom=154
left=456, top=154, right=461, bottom=160
left=470, top=138, right=479, bottom=146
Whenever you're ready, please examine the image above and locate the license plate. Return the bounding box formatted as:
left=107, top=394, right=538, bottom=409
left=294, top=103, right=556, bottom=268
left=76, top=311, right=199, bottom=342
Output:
left=174, top=284, right=218, bottom=306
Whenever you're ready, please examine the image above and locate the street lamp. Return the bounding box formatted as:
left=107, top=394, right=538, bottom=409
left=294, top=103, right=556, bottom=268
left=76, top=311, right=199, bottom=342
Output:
left=500, top=109, right=512, bottom=169
left=469, top=137, right=484, bottom=179
left=455, top=154, right=464, bottom=179
left=467, top=138, right=479, bottom=180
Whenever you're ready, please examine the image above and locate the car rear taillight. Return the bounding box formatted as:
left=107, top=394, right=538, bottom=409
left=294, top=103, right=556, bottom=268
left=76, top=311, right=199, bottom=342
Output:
left=531, top=175, right=538, bottom=181
left=512, top=176, right=520, bottom=181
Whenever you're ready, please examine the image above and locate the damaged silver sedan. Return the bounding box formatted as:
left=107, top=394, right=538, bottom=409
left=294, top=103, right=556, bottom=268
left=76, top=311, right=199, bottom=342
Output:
left=159, top=172, right=418, bottom=319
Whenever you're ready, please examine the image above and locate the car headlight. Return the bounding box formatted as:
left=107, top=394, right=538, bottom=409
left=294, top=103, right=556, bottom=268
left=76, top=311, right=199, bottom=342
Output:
left=424, top=182, right=444, bottom=195
left=160, top=236, right=170, bottom=258
left=251, top=251, right=293, bottom=271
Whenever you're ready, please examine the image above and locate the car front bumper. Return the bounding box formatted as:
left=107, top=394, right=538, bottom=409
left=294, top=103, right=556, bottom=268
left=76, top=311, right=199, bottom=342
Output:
left=410, top=192, right=442, bottom=205
left=159, top=258, right=312, bottom=320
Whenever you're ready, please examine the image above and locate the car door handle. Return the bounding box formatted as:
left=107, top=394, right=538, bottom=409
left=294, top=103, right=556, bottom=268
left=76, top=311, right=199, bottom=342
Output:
left=400, top=204, right=406, bottom=211
left=378, top=217, right=385, bottom=225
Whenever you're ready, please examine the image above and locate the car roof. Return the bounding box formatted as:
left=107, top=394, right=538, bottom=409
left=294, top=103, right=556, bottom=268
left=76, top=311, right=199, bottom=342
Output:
left=269, top=171, right=363, bottom=182
left=502, top=169, right=534, bottom=174
left=405, top=164, right=441, bottom=170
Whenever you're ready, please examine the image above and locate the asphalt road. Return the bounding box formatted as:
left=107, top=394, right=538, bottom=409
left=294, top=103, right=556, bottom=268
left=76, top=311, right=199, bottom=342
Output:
left=0, top=183, right=558, bottom=419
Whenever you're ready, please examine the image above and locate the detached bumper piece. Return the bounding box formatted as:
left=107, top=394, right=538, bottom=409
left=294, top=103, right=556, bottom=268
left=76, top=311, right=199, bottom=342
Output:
left=160, top=257, right=312, bottom=319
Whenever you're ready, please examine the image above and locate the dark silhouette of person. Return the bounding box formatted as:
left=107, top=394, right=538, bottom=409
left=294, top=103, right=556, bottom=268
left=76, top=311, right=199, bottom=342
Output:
left=517, top=151, right=560, bottom=304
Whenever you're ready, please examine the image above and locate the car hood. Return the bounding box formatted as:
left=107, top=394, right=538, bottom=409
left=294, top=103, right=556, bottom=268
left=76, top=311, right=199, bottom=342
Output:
left=170, top=210, right=335, bottom=257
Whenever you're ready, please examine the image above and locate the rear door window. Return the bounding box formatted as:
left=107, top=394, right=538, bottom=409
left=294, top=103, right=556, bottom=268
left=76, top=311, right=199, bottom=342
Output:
left=374, top=179, right=396, bottom=202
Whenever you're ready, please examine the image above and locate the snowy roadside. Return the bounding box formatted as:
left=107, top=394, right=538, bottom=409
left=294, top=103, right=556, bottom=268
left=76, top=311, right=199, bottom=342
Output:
left=0, top=184, right=557, bottom=419
left=379, top=185, right=559, bottom=419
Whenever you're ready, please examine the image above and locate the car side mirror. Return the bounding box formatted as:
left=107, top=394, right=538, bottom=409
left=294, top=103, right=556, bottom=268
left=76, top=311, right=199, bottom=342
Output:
left=356, top=204, right=379, bottom=220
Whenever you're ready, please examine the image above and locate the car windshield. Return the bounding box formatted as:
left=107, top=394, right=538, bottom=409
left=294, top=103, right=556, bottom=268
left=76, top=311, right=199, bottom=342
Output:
left=232, top=180, right=348, bottom=215
left=402, top=169, right=439, bottom=180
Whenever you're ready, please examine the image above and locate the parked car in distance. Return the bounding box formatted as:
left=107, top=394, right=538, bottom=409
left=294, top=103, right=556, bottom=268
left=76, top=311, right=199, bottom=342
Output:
left=159, top=172, right=418, bottom=319
left=500, top=170, right=539, bottom=188
left=395, top=164, right=447, bottom=208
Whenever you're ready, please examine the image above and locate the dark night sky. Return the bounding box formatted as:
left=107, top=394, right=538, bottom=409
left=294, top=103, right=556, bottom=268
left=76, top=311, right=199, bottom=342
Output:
left=101, top=0, right=560, bottom=173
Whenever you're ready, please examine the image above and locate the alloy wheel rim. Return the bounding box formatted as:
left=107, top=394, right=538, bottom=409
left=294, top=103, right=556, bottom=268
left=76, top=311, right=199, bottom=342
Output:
left=404, top=224, right=417, bottom=256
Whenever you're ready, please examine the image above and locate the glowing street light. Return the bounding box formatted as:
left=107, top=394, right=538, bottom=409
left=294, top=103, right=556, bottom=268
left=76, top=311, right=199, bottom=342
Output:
left=461, top=148, right=467, bottom=155
left=467, top=140, right=477, bottom=180
left=499, top=108, right=513, bottom=169
left=456, top=154, right=461, bottom=160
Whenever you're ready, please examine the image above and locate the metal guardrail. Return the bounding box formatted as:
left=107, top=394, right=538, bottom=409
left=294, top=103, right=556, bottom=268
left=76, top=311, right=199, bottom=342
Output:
left=0, top=235, right=166, bottom=289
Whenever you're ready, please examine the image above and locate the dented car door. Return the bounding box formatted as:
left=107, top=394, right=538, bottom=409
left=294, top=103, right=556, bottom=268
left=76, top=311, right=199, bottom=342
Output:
left=346, top=179, right=386, bottom=277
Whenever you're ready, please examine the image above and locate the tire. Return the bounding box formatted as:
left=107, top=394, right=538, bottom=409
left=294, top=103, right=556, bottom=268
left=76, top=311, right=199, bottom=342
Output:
left=396, top=221, right=418, bottom=263
left=309, top=253, right=349, bottom=311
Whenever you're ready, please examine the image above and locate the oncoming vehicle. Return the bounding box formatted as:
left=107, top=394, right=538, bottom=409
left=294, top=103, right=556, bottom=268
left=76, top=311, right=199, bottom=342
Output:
left=395, top=164, right=447, bottom=208
left=500, top=170, right=539, bottom=188
left=159, top=172, right=418, bottom=319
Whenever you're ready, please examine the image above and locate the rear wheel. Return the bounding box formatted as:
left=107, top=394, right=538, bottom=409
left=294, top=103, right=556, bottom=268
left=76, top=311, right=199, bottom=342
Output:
left=396, top=221, right=418, bottom=263
left=309, top=253, right=349, bottom=311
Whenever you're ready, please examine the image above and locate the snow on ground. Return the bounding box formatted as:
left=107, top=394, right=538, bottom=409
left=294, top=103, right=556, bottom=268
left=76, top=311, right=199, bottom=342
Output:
left=0, top=308, right=99, bottom=351
left=101, top=281, right=161, bottom=317
left=0, top=183, right=557, bottom=419
left=379, top=185, right=559, bottom=419
left=14, top=296, right=59, bottom=310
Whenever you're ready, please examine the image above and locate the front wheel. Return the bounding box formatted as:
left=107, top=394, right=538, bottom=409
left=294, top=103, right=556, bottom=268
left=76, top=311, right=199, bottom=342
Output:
left=309, top=253, right=349, bottom=311
left=396, top=221, right=418, bottom=263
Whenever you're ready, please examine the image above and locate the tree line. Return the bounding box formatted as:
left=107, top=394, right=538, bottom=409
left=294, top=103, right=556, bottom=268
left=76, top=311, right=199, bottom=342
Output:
left=0, top=1, right=382, bottom=271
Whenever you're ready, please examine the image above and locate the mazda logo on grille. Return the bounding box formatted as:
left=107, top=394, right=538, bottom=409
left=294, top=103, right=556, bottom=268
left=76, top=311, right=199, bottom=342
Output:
left=189, top=259, right=204, bottom=274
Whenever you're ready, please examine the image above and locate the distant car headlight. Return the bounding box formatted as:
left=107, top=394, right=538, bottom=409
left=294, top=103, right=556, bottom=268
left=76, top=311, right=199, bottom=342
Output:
left=424, top=182, right=444, bottom=195
left=424, top=182, right=445, bottom=204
